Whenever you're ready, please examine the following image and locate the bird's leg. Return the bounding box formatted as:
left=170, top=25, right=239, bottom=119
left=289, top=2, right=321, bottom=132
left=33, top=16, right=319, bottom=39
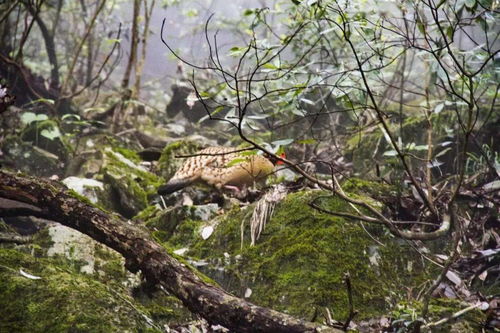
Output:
left=223, top=184, right=241, bottom=193
left=223, top=184, right=249, bottom=200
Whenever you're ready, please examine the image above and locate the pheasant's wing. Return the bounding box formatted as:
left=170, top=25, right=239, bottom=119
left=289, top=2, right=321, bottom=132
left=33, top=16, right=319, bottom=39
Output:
left=159, top=150, right=213, bottom=195
left=199, top=147, right=244, bottom=188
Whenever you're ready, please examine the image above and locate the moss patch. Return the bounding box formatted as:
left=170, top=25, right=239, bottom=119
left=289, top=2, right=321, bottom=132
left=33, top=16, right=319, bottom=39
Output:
left=185, top=189, right=435, bottom=321
left=0, top=248, right=161, bottom=332
left=99, top=148, right=163, bottom=217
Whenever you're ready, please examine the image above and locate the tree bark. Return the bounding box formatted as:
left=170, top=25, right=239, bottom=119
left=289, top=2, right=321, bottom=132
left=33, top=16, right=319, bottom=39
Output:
left=24, top=0, right=60, bottom=91
left=0, top=170, right=340, bottom=333
left=121, top=0, right=140, bottom=90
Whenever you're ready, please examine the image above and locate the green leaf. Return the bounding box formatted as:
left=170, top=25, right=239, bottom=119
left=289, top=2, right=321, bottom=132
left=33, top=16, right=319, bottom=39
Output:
left=435, top=147, right=452, bottom=158
left=184, top=9, right=198, bottom=17
left=412, top=145, right=429, bottom=151
left=263, top=63, right=278, bottom=70
left=383, top=150, right=398, bottom=157
left=21, top=112, right=48, bottom=125
left=247, top=114, right=269, bottom=119
left=300, top=98, right=315, bottom=105
left=292, top=85, right=306, bottom=97
left=291, top=109, right=305, bottom=116
left=436, top=0, right=447, bottom=8
left=243, top=9, right=254, bottom=16
left=106, top=38, right=121, bottom=45
left=464, top=0, right=476, bottom=9
left=446, top=26, right=454, bottom=40
left=455, top=0, right=466, bottom=10
left=272, top=139, right=294, bottom=146
left=229, top=47, right=245, bottom=57
left=416, top=16, right=425, bottom=35
left=83, top=107, right=106, bottom=113
left=475, top=17, right=488, bottom=31
left=434, top=103, right=445, bottom=114
left=240, top=150, right=257, bottom=156
left=40, top=126, right=61, bottom=140
left=211, top=106, right=225, bottom=116
left=62, top=114, right=81, bottom=121
left=25, top=98, right=54, bottom=106
left=436, top=65, right=448, bottom=82
left=226, top=158, right=246, bottom=167
left=297, top=138, right=317, bottom=144
left=276, top=146, right=286, bottom=156
left=320, top=27, right=336, bottom=35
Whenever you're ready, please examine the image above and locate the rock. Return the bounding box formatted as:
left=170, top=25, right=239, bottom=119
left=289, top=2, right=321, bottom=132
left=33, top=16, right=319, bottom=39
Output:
left=1, top=136, right=64, bottom=177
left=167, top=184, right=439, bottom=321
left=191, top=203, right=219, bottom=221
left=47, top=225, right=96, bottom=274
left=103, top=170, right=147, bottom=218
left=166, top=84, right=208, bottom=122
left=0, top=248, right=156, bottom=332
left=62, top=176, right=104, bottom=204
left=100, top=147, right=161, bottom=218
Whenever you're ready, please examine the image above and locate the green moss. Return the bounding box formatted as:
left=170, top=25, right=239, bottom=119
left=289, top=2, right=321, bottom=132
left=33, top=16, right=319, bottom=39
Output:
left=184, top=190, right=434, bottom=321
left=165, top=219, right=206, bottom=248
left=101, top=148, right=161, bottom=216
left=0, top=248, right=161, bottom=332
left=92, top=244, right=129, bottom=285
left=143, top=207, right=189, bottom=243
left=104, top=147, right=163, bottom=191
left=113, top=147, right=141, bottom=163
left=29, top=228, right=54, bottom=257
left=341, top=177, right=394, bottom=198
left=0, top=219, right=15, bottom=233
left=135, top=292, right=193, bottom=326
left=67, top=189, right=93, bottom=206
left=134, top=205, right=161, bottom=222
left=139, top=204, right=208, bottom=247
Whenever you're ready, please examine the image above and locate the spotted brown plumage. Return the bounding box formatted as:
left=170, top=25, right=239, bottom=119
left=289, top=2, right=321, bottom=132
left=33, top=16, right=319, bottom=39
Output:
left=157, top=147, right=276, bottom=195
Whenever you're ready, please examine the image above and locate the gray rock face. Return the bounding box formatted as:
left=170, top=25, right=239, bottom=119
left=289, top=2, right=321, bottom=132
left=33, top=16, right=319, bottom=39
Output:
left=190, top=203, right=219, bottom=221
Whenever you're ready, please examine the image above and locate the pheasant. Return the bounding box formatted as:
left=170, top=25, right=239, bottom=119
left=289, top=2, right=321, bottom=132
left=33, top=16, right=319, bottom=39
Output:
left=157, top=147, right=282, bottom=195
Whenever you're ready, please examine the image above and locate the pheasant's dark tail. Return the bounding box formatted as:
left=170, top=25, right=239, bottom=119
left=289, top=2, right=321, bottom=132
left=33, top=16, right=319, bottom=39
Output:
left=157, top=178, right=191, bottom=195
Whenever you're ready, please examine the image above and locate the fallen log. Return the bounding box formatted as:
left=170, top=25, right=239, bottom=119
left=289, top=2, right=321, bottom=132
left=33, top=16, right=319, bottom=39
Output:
left=0, top=170, right=340, bottom=333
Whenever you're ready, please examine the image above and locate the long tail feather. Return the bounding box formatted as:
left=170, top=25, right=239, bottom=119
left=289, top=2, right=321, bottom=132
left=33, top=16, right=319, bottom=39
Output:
left=157, top=178, right=191, bottom=195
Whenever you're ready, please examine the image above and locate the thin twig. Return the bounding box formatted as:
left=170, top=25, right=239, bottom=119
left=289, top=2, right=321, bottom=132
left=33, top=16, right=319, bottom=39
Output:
left=342, top=273, right=358, bottom=330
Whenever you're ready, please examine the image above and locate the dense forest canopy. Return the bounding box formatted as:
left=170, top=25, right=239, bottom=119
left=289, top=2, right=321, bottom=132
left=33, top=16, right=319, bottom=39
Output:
left=0, top=0, right=499, bottom=332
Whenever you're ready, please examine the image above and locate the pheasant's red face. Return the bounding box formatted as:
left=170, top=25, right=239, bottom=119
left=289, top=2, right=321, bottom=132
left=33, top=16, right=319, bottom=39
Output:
left=276, top=152, right=286, bottom=165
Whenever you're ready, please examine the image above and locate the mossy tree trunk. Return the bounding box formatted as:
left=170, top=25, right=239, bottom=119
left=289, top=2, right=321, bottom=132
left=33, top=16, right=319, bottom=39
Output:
left=0, top=171, right=340, bottom=333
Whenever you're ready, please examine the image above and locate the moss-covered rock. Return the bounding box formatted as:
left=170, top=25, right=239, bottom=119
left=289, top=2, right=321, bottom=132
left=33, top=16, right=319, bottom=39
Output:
left=136, top=204, right=218, bottom=245
left=174, top=188, right=437, bottom=322
left=100, top=147, right=162, bottom=218
left=0, top=248, right=161, bottom=332
left=1, top=136, right=64, bottom=177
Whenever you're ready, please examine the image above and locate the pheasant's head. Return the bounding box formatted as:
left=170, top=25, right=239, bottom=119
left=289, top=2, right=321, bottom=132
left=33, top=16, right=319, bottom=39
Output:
left=265, top=152, right=286, bottom=166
